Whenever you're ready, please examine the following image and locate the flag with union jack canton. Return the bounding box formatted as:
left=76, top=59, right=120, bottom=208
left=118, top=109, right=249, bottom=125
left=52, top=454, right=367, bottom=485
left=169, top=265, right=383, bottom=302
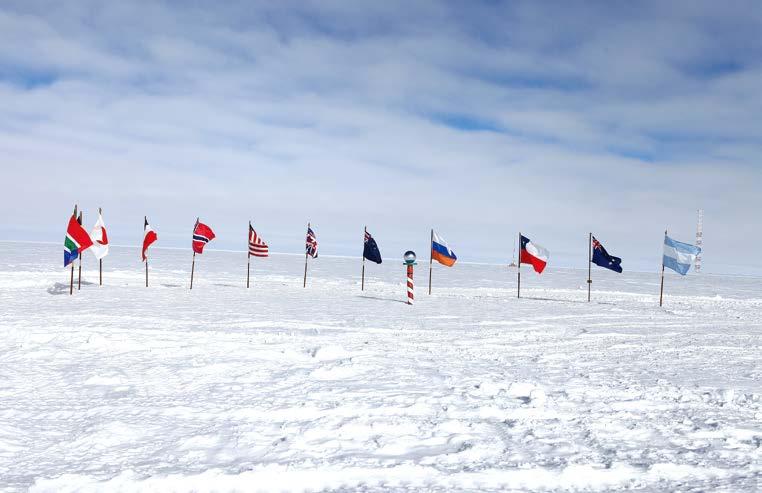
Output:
left=305, top=226, right=318, bottom=258
left=363, top=230, right=382, bottom=264
left=591, top=235, right=622, bottom=273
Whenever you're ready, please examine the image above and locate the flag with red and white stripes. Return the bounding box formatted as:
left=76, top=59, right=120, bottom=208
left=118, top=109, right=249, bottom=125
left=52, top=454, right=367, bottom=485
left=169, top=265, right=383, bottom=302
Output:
left=248, top=224, right=269, bottom=257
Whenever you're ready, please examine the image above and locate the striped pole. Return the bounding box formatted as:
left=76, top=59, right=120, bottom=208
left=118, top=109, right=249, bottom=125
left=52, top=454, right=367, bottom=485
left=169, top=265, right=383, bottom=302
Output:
left=407, top=264, right=414, bottom=305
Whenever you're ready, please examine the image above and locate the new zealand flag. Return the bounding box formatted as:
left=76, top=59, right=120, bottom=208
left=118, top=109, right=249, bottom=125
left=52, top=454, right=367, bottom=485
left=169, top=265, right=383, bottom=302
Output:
left=363, top=230, right=382, bottom=264
left=591, top=236, right=623, bottom=273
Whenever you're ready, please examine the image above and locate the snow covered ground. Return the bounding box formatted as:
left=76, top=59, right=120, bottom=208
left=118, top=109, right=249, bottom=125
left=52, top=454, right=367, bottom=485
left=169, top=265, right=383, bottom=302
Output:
left=1, top=241, right=761, bottom=492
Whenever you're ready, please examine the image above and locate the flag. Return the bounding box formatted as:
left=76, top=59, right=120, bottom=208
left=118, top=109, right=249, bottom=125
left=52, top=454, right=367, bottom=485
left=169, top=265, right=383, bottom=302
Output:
left=249, top=225, right=269, bottom=257
left=192, top=219, right=215, bottom=254
left=89, top=211, right=109, bottom=260
left=64, top=210, right=93, bottom=267
left=363, top=230, right=382, bottom=264
left=591, top=235, right=622, bottom=273
left=663, top=235, right=701, bottom=275
left=142, top=217, right=158, bottom=261
left=431, top=231, right=457, bottom=267
left=520, top=234, right=549, bottom=273
left=306, top=226, right=318, bottom=258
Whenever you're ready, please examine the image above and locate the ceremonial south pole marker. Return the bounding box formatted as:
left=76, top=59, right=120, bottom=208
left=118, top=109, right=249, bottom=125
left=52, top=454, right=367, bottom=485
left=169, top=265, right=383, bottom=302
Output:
left=404, top=251, right=417, bottom=305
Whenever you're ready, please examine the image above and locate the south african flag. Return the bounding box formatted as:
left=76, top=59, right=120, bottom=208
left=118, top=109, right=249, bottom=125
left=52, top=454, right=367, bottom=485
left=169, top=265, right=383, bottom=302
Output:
left=64, top=208, right=93, bottom=267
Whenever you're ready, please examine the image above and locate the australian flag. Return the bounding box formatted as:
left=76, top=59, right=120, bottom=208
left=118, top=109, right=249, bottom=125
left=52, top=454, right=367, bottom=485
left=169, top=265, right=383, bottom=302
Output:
left=591, top=235, right=623, bottom=273
left=363, top=230, right=382, bottom=264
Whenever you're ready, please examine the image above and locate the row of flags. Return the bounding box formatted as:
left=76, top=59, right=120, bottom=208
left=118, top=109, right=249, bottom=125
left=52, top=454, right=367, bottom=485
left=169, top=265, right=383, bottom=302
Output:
left=63, top=207, right=702, bottom=303
left=65, top=214, right=700, bottom=278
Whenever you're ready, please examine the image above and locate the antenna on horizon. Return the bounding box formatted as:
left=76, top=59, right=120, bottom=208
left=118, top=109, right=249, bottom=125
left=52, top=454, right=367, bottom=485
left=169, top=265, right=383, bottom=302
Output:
left=695, top=208, right=703, bottom=273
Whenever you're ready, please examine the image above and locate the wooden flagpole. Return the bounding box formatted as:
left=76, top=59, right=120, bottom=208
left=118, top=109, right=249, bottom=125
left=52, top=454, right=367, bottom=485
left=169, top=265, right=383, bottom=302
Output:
left=77, top=210, right=83, bottom=290
left=247, top=221, right=251, bottom=288
left=361, top=226, right=366, bottom=291
left=659, top=229, right=667, bottom=306
left=517, top=232, right=522, bottom=298
left=190, top=217, right=198, bottom=290
left=98, top=207, right=103, bottom=286
left=428, top=229, right=433, bottom=295
left=587, top=232, right=592, bottom=302
left=144, top=216, right=149, bottom=288
left=70, top=204, right=77, bottom=295
left=303, top=222, right=310, bottom=288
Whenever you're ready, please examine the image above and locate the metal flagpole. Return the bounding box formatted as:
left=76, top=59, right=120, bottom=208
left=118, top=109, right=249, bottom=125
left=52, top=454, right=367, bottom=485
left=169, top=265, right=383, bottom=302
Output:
left=70, top=204, right=77, bottom=295
left=428, top=229, right=433, bottom=295
left=303, top=222, right=310, bottom=288
left=659, top=229, right=667, bottom=306
left=247, top=221, right=251, bottom=289
left=77, top=211, right=83, bottom=291
left=99, top=208, right=103, bottom=286
left=361, top=226, right=366, bottom=291
left=517, top=232, right=521, bottom=298
left=144, top=216, right=149, bottom=288
left=587, top=232, right=592, bottom=302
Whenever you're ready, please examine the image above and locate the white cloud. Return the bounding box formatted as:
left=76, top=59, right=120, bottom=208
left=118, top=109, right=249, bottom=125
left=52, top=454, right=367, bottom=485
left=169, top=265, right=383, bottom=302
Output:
left=0, top=1, right=760, bottom=273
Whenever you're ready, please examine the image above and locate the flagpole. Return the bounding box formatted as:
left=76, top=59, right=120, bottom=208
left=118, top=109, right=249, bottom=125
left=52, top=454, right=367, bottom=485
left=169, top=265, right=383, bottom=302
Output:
left=361, top=226, right=366, bottom=291
left=190, top=217, right=198, bottom=290
left=190, top=252, right=196, bottom=289
left=69, top=204, right=77, bottom=296
left=587, top=232, right=592, bottom=302
left=77, top=210, right=83, bottom=291
left=247, top=221, right=251, bottom=289
left=98, top=208, right=103, bottom=286
left=428, top=228, right=433, bottom=295
left=517, top=232, right=521, bottom=298
left=144, top=216, right=149, bottom=288
left=659, top=229, right=667, bottom=306
left=303, top=222, right=310, bottom=288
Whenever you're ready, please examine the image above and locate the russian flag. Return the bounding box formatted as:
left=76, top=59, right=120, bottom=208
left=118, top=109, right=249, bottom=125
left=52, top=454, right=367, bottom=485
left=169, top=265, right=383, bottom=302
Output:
left=520, top=234, right=549, bottom=274
left=431, top=231, right=457, bottom=267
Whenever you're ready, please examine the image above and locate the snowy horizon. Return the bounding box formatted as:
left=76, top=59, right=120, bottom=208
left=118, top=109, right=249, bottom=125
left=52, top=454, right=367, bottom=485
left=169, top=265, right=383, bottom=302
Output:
left=1, top=1, right=761, bottom=274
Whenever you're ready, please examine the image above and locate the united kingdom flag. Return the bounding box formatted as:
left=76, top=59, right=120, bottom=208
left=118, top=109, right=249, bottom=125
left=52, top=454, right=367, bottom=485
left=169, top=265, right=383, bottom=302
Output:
left=305, top=226, right=318, bottom=258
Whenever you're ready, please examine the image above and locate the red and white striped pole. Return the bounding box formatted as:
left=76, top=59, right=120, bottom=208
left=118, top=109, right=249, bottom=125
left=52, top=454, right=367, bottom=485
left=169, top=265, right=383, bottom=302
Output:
left=403, top=251, right=417, bottom=306
left=406, top=263, right=414, bottom=305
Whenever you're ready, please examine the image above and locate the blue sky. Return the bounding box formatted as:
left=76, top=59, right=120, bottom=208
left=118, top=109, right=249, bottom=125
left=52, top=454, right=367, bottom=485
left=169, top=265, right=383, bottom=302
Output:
left=1, top=1, right=761, bottom=273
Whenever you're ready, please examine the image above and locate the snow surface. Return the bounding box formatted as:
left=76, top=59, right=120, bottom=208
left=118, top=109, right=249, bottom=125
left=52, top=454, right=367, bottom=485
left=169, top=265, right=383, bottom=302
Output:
left=1, top=242, right=761, bottom=492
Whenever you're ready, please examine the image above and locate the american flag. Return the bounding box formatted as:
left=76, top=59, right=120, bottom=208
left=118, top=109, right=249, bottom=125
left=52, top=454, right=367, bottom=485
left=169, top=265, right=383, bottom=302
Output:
left=248, top=225, right=269, bottom=257
left=305, top=226, right=318, bottom=258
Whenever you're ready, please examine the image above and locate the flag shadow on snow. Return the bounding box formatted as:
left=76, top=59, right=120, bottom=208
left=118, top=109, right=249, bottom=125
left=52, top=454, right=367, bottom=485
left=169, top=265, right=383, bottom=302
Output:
left=358, top=295, right=408, bottom=304
left=47, top=280, right=96, bottom=295
left=520, top=295, right=615, bottom=305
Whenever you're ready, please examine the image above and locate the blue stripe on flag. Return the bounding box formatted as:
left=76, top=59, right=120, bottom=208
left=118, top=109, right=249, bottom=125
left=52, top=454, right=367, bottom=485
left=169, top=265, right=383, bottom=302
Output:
left=664, top=235, right=701, bottom=255
left=663, top=255, right=692, bottom=275
left=432, top=241, right=456, bottom=260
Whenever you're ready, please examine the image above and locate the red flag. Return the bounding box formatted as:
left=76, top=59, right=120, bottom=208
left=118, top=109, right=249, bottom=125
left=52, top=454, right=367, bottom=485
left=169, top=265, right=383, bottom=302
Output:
left=192, top=219, right=215, bottom=254
left=142, top=217, right=158, bottom=261
left=64, top=212, right=93, bottom=267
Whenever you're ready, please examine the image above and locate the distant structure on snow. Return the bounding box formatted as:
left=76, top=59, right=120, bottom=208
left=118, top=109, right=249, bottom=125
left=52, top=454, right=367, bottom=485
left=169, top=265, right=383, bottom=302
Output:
left=695, top=209, right=703, bottom=273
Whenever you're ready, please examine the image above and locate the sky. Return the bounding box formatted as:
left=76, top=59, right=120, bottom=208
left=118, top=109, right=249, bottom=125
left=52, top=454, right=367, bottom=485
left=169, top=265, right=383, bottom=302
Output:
left=1, top=1, right=760, bottom=274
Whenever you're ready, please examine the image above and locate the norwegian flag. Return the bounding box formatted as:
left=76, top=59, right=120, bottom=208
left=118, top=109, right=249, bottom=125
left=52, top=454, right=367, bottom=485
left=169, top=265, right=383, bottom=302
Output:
left=248, top=224, right=269, bottom=257
left=305, top=226, right=318, bottom=258
left=192, top=219, right=215, bottom=254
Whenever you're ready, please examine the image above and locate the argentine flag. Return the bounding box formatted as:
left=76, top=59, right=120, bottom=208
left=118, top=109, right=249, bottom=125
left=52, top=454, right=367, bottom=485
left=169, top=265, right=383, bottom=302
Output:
left=663, top=235, right=701, bottom=275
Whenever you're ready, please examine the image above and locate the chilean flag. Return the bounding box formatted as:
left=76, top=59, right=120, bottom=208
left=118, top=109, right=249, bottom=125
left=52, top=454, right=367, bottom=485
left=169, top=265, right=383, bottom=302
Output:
left=142, top=217, right=158, bottom=261
left=192, top=219, right=215, bottom=254
left=520, top=234, right=549, bottom=274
